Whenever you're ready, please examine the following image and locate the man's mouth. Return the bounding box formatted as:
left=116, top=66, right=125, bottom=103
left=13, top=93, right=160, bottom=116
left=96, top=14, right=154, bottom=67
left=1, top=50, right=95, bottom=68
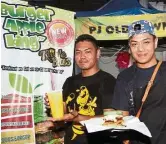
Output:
left=79, top=62, right=88, bottom=65
left=137, top=53, right=147, bottom=57
left=80, top=61, right=88, bottom=63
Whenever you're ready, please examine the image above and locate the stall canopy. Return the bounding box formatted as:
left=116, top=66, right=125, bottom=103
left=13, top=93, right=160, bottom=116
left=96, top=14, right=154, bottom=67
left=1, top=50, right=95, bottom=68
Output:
left=76, top=0, right=162, bottom=17
left=148, top=2, right=166, bottom=12
left=75, top=0, right=166, bottom=40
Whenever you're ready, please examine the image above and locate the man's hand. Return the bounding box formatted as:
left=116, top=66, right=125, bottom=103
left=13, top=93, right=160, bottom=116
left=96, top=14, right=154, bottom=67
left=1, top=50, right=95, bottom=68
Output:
left=44, top=93, right=52, bottom=116
left=48, top=110, right=79, bottom=122
left=44, top=93, right=50, bottom=109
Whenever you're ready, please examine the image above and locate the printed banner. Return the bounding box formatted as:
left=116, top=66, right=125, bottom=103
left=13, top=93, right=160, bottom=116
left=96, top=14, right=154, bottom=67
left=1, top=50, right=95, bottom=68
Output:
left=1, top=130, right=35, bottom=144
left=75, top=13, right=166, bottom=40
left=1, top=0, right=75, bottom=144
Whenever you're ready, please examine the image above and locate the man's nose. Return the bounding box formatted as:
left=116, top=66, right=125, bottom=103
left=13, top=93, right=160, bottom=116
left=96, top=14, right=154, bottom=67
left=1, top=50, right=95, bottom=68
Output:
left=80, top=52, right=86, bottom=58
left=137, top=43, right=144, bottom=51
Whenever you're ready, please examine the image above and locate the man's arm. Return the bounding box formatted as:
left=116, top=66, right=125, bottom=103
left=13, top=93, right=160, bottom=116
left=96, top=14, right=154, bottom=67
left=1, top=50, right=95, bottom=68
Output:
left=48, top=102, right=103, bottom=123
left=49, top=74, right=129, bottom=123
left=100, top=74, right=129, bottom=117
left=100, top=74, right=129, bottom=116
left=111, top=75, right=130, bottom=115
left=48, top=108, right=129, bottom=123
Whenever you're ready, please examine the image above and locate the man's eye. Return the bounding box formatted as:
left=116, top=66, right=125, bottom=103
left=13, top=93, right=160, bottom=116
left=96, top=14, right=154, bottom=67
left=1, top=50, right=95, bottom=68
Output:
left=131, top=43, right=137, bottom=47
left=75, top=52, right=80, bottom=55
left=85, top=51, right=91, bottom=53
left=144, top=41, right=150, bottom=44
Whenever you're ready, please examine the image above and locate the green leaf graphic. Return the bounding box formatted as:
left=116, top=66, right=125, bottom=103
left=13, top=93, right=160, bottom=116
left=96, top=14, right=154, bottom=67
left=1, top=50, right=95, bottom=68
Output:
left=34, top=83, right=43, bottom=90
left=9, top=73, right=32, bottom=94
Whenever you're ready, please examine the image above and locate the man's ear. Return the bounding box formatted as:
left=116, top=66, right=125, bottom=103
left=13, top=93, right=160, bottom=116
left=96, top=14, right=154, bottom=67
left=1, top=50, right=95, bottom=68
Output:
left=97, top=49, right=101, bottom=59
left=154, top=37, right=158, bottom=49
left=128, top=48, right=131, bottom=54
left=128, top=41, right=131, bottom=54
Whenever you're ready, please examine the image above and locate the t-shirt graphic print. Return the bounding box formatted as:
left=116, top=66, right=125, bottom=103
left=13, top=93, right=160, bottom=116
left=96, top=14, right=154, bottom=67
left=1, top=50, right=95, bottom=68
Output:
left=66, top=85, right=97, bottom=140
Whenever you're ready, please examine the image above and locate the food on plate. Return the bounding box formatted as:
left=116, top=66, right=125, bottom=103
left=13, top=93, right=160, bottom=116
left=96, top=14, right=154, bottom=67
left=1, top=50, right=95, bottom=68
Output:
left=104, top=110, right=123, bottom=116
left=102, top=115, right=125, bottom=127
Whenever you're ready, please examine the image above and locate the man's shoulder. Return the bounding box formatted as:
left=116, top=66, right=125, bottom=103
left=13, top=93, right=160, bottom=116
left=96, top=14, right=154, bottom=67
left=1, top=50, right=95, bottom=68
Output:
left=66, top=73, right=82, bottom=82
left=63, top=74, right=81, bottom=89
left=99, top=70, right=116, bottom=80
left=160, top=61, right=166, bottom=75
left=117, top=65, right=135, bottom=82
left=161, top=61, right=166, bottom=69
left=117, top=61, right=166, bottom=81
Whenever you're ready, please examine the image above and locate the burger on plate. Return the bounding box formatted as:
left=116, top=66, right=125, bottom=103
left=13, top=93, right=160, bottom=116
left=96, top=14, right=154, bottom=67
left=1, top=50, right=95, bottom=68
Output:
left=102, top=115, right=125, bottom=127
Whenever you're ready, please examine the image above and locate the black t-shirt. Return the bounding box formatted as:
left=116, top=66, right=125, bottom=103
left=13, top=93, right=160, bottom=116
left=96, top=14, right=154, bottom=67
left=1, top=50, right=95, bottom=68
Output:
left=62, top=70, right=116, bottom=144
left=111, top=62, right=166, bottom=144
left=133, top=65, right=160, bottom=113
left=111, top=63, right=161, bottom=111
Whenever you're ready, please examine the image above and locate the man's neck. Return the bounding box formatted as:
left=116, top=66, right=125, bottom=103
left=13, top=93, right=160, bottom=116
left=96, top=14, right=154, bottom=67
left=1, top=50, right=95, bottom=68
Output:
left=136, top=59, right=158, bottom=69
left=81, top=68, right=100, bottom=77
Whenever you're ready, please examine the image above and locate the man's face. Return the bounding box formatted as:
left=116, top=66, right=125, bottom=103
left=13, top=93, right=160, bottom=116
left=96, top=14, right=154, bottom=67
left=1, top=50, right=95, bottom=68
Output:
left=129, top=33, right=158, bottom=67
left=75, top=41, right=100, bottom=70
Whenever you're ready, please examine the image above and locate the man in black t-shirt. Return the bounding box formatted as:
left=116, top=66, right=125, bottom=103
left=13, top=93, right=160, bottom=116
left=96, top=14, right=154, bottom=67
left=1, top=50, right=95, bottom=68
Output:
left=111, top=20, right=166, bottom=144
left=62, top=69, right=116, bottom=144
left=45, top=34, right=116, bottom=144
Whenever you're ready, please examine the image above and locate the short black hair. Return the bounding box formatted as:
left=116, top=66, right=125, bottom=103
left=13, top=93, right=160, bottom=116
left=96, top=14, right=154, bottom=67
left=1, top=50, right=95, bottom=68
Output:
left=75, top=34, right=99, bottom=49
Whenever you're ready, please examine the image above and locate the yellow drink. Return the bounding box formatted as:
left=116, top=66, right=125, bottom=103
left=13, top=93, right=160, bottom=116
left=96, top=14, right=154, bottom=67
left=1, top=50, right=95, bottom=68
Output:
left=47, top=91, right=64, bottom=119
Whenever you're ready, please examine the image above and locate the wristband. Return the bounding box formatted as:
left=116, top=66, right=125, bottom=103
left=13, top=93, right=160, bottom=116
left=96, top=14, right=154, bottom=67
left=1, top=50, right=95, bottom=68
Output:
left=69, top=110, right=79, bottom=119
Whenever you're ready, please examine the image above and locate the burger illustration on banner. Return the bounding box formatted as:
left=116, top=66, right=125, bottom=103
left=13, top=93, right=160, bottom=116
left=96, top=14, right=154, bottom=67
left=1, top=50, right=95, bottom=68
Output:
left=46, top=20, right=74, bottom=47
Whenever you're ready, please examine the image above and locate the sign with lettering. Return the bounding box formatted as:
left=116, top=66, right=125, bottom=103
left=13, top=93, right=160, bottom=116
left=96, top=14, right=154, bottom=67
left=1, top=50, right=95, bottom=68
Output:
left=1, top=0, right=75, bottom=144
left=75, top=13, right=166, bottom=40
